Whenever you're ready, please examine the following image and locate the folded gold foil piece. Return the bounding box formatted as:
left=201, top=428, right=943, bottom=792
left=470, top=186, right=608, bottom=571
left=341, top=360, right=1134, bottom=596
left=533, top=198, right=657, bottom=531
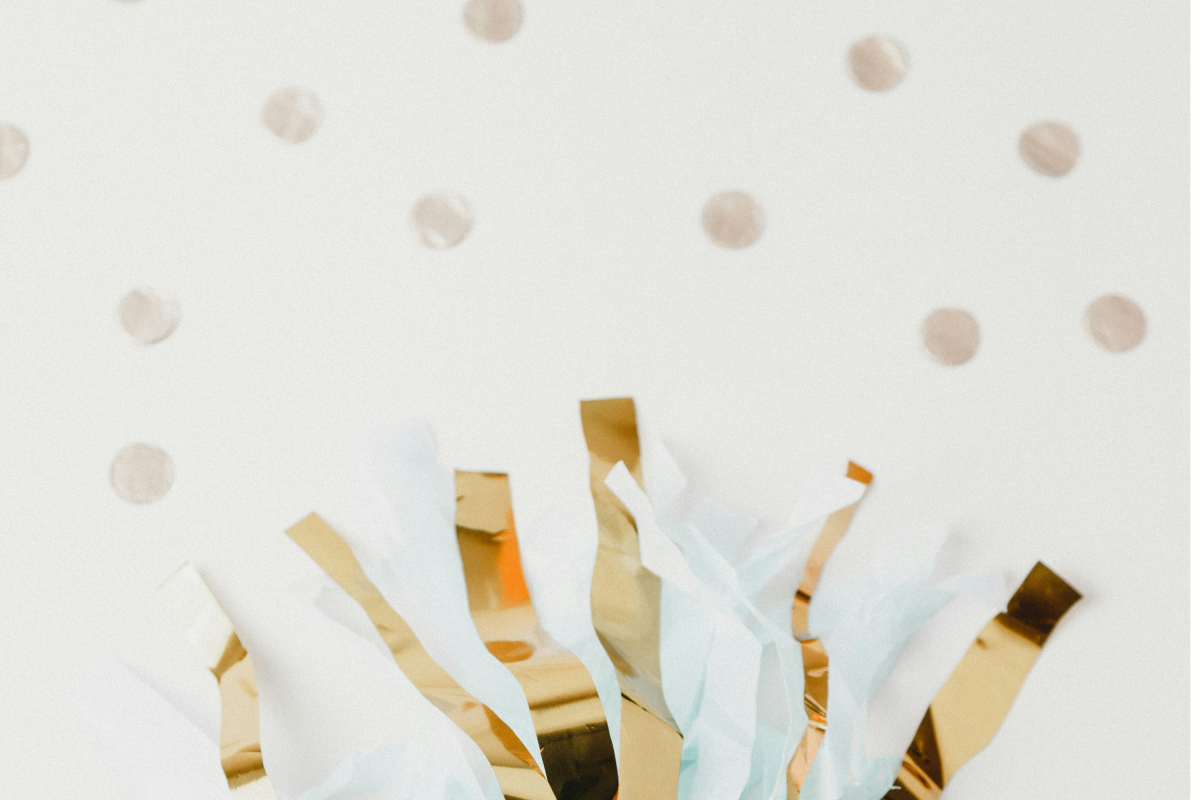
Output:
left=287, top=513, right=558, bottom=800
left=884, top=562, right=1081, bottom=800
left=157, top=564, right=278, bottom=800
left=580, top=398, right=684, bottom=800
left=787, top=463, right=874, bottom=799
left=454, top=470, right=619, bottom=800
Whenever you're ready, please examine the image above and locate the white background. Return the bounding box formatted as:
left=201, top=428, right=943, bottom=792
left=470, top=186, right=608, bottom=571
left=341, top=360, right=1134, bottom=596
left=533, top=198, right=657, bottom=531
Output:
left=0, top=1, right=1188, bottom=798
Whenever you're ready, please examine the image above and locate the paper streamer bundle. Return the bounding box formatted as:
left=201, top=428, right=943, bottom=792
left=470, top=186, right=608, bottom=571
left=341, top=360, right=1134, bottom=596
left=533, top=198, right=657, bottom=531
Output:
left=73, top=398, right=1082, bottom=800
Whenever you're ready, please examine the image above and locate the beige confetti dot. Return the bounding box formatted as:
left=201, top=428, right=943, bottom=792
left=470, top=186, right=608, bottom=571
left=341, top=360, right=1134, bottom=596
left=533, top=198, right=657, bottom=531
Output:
left=1019, top=121, right=1079, bottom=177
left=0, top=124, right=30, bottom=181
left=411, top=192, right=474, bottom=249
left=847, top=36, right=908, bottom=92
left=922, top=308, right=979, bottom=366
left=119, top=288, right=179, bottom=345
left=1086, top=294, right=1145, bottom=352
left=463, top=0, right=523, bottom=43
left=262, top=88, right=323, bottom=144
left=111, top=444, right=174, bottom=504
left=702, top=191, right=764, bottom=249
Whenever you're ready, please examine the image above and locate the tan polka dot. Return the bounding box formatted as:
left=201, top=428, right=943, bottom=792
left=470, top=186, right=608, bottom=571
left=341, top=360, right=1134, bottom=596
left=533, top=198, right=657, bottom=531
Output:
left=119, top=288, right=179, bottom=345
left=463, top=0, right=523, bottom=43
left=262, top=88, right=323, bottom=144
left=111, top=444, right=174, bottom=504
left=1086, top=294, right=1145, bottom=352
left=0, top=124, right=30, bottom=181
left=1019, top=122, right=1079, bottom=177
left=411, top=193, right=474, bottom=249
left=702, top=191, right=764, bottom=249
left=922, top=308, right=979, bottom=366
left=847, top=36, right=908, bottom=92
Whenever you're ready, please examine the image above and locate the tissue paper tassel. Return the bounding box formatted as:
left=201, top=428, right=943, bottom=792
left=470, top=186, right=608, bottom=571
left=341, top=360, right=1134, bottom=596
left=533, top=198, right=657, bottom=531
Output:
left=93, top=397, right=1083, bottom=800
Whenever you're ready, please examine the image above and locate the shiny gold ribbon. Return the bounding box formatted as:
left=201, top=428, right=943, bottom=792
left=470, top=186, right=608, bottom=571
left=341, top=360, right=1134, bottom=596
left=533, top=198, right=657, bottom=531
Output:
left=884, top=561, right=1080, bottom=800
left=157, top=564, right=278, bottom=800
left=454, top=470, right=619, bottom=800
left=787, top=463, right=874, bottom=799
left=287, top=513, right=558, bottom=800
left=580, top=398, right=684, bottom=800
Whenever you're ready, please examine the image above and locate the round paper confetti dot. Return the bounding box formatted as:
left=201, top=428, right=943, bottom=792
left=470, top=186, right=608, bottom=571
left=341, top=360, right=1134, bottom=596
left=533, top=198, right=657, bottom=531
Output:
left=110, top=444, right=174, bottom=504
left=702, top=191, right=764, bottom=249
left=1019, top=122, right=1079, bottom=177
left=0, top=124, right=30, bottom=181
left=1086, top=294, right=1145, bottom=352
left=262, top=88, right=324, bottom=144
left=463, top=0, right=523, bottom=43
left=922, top=308, right=979, bottom=366
left=119, top=288, right=179, bottom=345
left=411, top=192, right=474, bottom=249
left=847, top=36, right=908, bottom=92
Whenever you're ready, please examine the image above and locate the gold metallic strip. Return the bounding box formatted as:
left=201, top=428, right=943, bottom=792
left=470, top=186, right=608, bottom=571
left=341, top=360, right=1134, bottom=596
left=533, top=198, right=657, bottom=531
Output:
left=787, top=463, right=873, bottom=800
left=884, top=562, right=1081, bottom=800
left=157, top=564, right=278, bottom=800
left=580, top=398, right=683, bottom=800
left=455, top=470, right=619, bottom=800
left=286, top=514, right=556, bottom=800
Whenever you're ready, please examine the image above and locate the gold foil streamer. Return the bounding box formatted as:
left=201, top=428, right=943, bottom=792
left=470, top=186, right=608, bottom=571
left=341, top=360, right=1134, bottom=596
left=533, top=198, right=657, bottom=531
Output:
left=787, top=463, right=874, bottom=799
left=286, top=513, right=557, bottom=800
left=454, top=470, right=619, bottom=800
left=157, top=564, right=278, bottom=800
left=580, top=398, right=683, bottom=800
left=884, top=562, right=1081, bottom=800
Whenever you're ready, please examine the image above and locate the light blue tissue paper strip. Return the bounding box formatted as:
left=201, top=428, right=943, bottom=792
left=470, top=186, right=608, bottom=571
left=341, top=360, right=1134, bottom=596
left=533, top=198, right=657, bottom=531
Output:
left=349, top=424, right=546, bottom=773
left=798, top=524, right=1002, bottom=800
left=607, top=462, right=763, bottom=800
left=296, top=742, right=487, bottom=800
left=638, top=443, right=876, bottom=800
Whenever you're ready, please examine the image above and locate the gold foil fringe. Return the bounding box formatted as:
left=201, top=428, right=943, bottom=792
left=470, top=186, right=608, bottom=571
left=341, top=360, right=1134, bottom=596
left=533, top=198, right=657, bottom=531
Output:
left=580, top=398, right=684, bottom=800
left=884, top=562, right=1080, bottom=800
left=454, top=470, right=619, bottom=800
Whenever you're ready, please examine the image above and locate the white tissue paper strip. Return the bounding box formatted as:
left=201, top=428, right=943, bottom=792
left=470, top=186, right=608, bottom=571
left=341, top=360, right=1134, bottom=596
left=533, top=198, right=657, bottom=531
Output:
left=799, top=524, right=1004, bottom=800
left=70, top=656, right=230, bottom=800
left=521, top=506, right=625, bottom=764
left=317, top=421, right=545, bottom=773
left=297, top=575, right=501, bottom=800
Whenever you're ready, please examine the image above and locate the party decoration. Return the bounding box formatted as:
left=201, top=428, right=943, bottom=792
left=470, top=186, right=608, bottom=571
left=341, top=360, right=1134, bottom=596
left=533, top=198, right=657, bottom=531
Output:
left=73, top=398, right=1083, bottom=800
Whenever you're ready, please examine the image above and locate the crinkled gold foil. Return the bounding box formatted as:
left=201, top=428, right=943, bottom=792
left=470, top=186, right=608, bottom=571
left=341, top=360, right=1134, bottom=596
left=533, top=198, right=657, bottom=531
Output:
left=788, top=463, right=873, bottom=799
left=884, top=562, right=1081, bottom=800
left=454, top=470, right=619, bottom=800
left=157, top=564, right=278, bottom=800
left=286, top=513, right=557, bottom=800
left=580, top=398, right=683, bottom=800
